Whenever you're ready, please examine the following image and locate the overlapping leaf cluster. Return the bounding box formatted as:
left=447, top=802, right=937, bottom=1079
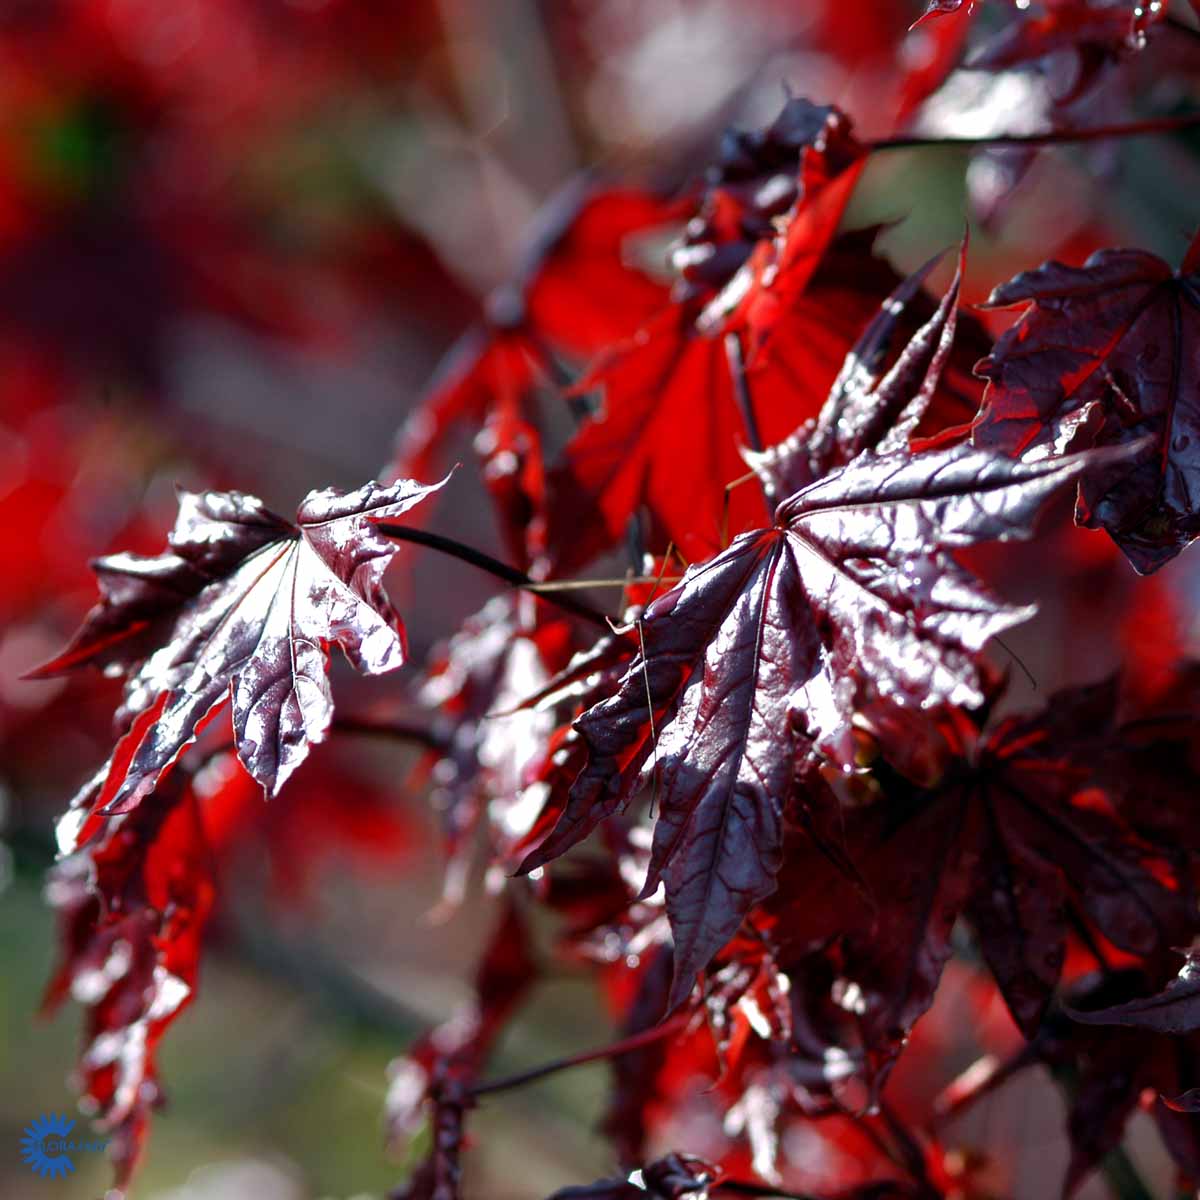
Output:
left=27, top=3, right=1200, bottom=1198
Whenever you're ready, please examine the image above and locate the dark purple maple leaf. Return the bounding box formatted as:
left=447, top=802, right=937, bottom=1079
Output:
left=1066, top=949, right=1200, bottom=1035
left=1022, top=968, right=1200, bottom=1193
left=968, top=4, right=1144, bottom=95
left=35, top=476, right=446, bottom=844
left=973, top=235, right=1200, bottom=573
left=826, top=678, right=1196, bottom=1078
left=545, top=1153, right=717, bottom=1200
left=914, top=0, right=1174, bottom=41
left=522, top=272, right=1137, bottom=1009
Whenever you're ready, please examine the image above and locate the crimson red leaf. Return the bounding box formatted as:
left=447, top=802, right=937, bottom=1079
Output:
left=547, top=235, right=969, bottom=572
left=542, top=98, right=886, bottom=573
left=746, top=238, right=967, bottom=497
left=698, top=157, right=866, bottom=361
left=393, top=329, right=540, bottom=492
left=973, top=242, right=1200, bottom=572
left=521, top=184, right=682, bottom=357
left=911, top=0, right=974, bottom=29
left=43, top=771, right=213, bottom=1190
left=39, top=477, right=446, bottom=836
left=391, top=184, right=679, bottom=487
left=674, top=97, right=862, bottom=311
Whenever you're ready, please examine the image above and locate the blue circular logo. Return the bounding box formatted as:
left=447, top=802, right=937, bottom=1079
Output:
left=20, top=1113, right=77, bottom=1179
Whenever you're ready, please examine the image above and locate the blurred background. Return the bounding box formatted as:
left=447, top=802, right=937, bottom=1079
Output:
left=1, top=2, right=1199, bottom=1197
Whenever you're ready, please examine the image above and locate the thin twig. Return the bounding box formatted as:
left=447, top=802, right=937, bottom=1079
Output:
left=524, top=576, right=683, bottom=592
left=469, top=1013, right=689, bottom=1098
left=331, top=715, right=452, bottom=754
left=1101, top=1145, right=1156, bottom=1200
left=721, top=468, right=763, bottom=548
left=869, top=111, right=1200, bottom=153
left=224, top=920, right=425, bottom=1040
left=1166, top=14, right=1200, bottom=44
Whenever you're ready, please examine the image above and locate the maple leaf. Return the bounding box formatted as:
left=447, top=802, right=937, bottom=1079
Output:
left=546, top=231, right=984, bottom=572
left=35, top=476, right=446, bottom=842
left=544, top=100, right=881, bottom=572
left=393, top=327, right=542, bottom=503
left=914, top=0, right=1173, bottom=42
left=524, top=288, right=1132, bottom=1008
left=973, top=236, right=1200, bottom=572
left=672, top=99, right=863, bottom=308
left=388, top=183, right=682, bottom=574
left=911, top=0, right=974, bottom=27
left=825, top=678, right=1196, bottom=1083
left=1016, top=967, right=1200, bottom=1192
left=691, top=103, right=867, bottom=358
left=390, top=183, right=679, bottom=486
left=966, top=1, right=1168, bottom=106
left=416, top=595, right=574, bottom=906
left=1066, top=949, right=1200, bottom=1035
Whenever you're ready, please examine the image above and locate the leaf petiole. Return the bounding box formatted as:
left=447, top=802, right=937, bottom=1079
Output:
left=374, top=522, right=611, bottom=629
